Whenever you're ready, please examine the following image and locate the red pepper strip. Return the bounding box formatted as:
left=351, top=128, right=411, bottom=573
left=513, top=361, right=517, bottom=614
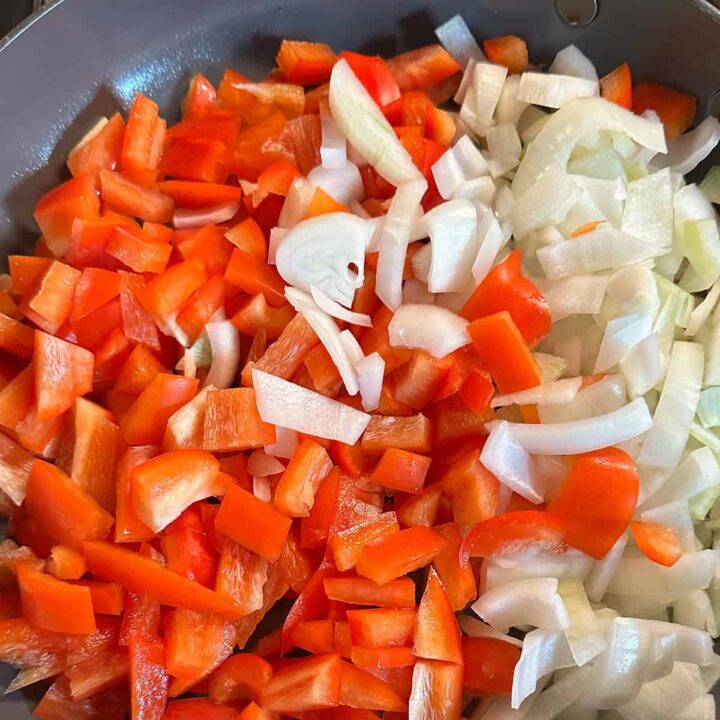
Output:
left=408, top=659, right=463, bottom=720
left=463, top=636, right=520, bottom=696
left=208, top=653, right=273, bottom=703
left=82, top=541, right=239, bottom=616
left=129, top=632, right=168, bottom=720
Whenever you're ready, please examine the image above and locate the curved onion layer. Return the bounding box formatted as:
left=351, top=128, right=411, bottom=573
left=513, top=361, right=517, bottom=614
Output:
left=173, top=201, right=240, bottom=229
left=355, top=352, right=385, bottom=412
left=329, top=59, right=421, bottom=186
left=495, top=398, right=653, bottom=455
left=276, top=212, right=371, bottom=307
left=549, top=45, right=598, bottom=81
left=310, top=285, right=372, bottom=327
left=203, top=320, right=240, bottom=390
left=388, top=304, right=471, bottom=359
left=512, top=97, right=666, bottom=195
left=253, top=369, right=370, bottom=444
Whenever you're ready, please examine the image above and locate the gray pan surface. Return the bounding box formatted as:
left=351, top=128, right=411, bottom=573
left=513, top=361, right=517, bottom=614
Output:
left=1, top=0, right=720, bottom=716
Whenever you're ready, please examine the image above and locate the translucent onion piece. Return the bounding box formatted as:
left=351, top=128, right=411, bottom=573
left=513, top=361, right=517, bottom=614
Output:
left=253, top=369, right=371, bottom=444
left=543, top=275, right=608, bottom=316
left=472, top=578, right=571, bottom=633
left=495, top=75, right=530, bottom=128
left=458, top=615, right=523, bottom=648
left=517, top=72, right=598, bottom=109
left=264, top=425, right=300, bottom=459
left=511, top=165, right=580, bottom=238
left=310, top=285, right=372, bottom=327
left=574, top=176, right=627, bottom=227
left=471, top=204, right=507, bottom=283
left=496, top=397, right=652, bottom=455
left=461, top=61, right=508, bottom=131
left=278, top=177, right=315, bottom=228
left=621, top=168, right=674, bottom=252
left=698, top=386, right=720, bottom=428
left=480, top=421, right=545, bottom=504
left=643, top=447, right=720, bottom=514
left=286, top=287, right=359, bottom=395
left=320, top=111, right=347, bottom=170
left=534, top=352, right=568, bottom=382
left=512, top=629, right=574, bottom=709
left=434, top=14, right=485, bottom=68
left=699, top=165, right=720, bottom=204
left=388, top=303, right=470, bottom=359
left=686, top=280, right=720, bottom=338
left=679, top=219, right=720, bottom=288
left=329, top=59, right=421, bottom=186
left=376, top=179, right=428, bottom=311
left=492, top=377, right=583, bottom=408
left=252, top=475, right=272, bottom=503
left=673, top=591, right=717, bottom=636
left=549, top=45, right=598, bottom=81
left=593, top=313, right=653, bottom=374
left=585, top=533, right=628, bottom=603
left=637, top=341, right=704, bottom=470
left=486, top=123, right=522, bottom=160
left=431, top=135, right=488, bottom=200
left=606, top=550, right=720, bottom=604
left=267, top=227, right=289, bottom=264
left=452, top=176, right=496, bottom=204
left=619, top=332, right=662, bottom=399
left=307, top=163, right=364, bottom=207
left=606, top=263, right=660, bottom=318
left=656, top=116, right=720, bottom=175
left=513, top=97, right=666, bottom=195
left=204, top=320, right=240, bottom=390
left=537, top=226, right=666, bottom=280
left=559, top=579, right=607, bottom=666
left=484, top=549, right=592, bottom=591
left=402, top=278, right=435, bottom=305
left=276, top=212, right=370, bottom=307
left=355, top=352, right=384, bottom=412
left=538, top=373, right=628, bottom=424
left=338, top=329, right=363, bottom=365
left=424, top=199, right=478, bottom=292
left=173, top=201, right=240, bottom=229
left=247, top=449, right=285, bottom=478
left=454, top=57, right=477, bottom=105
left=411, top=243, right=431, bottom=283
left=568, top=147, right=627, bottom=182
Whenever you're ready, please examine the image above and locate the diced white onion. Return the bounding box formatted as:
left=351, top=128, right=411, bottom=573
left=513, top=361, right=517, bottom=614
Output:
left=461, top=62, right=507, bottom=131
left=434, top=14, right=485, bottom=68
left=388, top=303, right=470, bottom=359
left=247, top=449, right=285, bottom=477
left=619, top=332, right=662, bottom=399
left=480, top=421, right=546, bottom=504
left=517, top=72, right=598, bottom=109
left=473, top=578, right=571, bottom=633
left=542, top=275, right=608, bottom=317
left=264, top=425, right=300, bottom=460
left=585, top=534, right=629, bottom=603
left=637, top=341, right=704, bottom=470
left=267, top=227, right=289, bottom=264
left=278, top=177, right=315, bottom=228
left=355, top=352, right=385, bottom=412
left=513, top=97, right=666, bottom=195
left=495, top=75, right=530, bottom=127
left=320, top=111, right=347, bottom=170
left=471, top=204, right=507, bottom=283
left=655, top=117, right=720, bottom=175
left=621, top=168, right=674, bottom=252
left=458, top=615, right=524, bottom=647
left=253, top=369, right=371, bottom=444
left=549, top=45, right=598, bottom=81
left=486, top=123, right=522, bottom=160
left=252, top=476, right=272, bottom=503
left=431, top=135, right=488, bottom=200
left=593, top=313, right=653, bottom=373
left=307, top=163, right=364, bottom=207
left=424, top=199, right=478, bottom=292
left=376, top=179, right=427, bottom=311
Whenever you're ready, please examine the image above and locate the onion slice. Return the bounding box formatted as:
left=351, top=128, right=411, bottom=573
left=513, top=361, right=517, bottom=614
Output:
left=286, top=287, right=359, bottom=395
left=320, top=111, right=347, bottom=170
left=655, top=116, right=720, bottom=175
left=491, top=397, right=653, bottom=455
left=173, top=201, right=240, bottom=229
left=492, top=377, right=583, bottom=408
left=388, top=304, right=471, bottom=359
left=310, top=286, right=372, bottom=327
left=276, top=212, right=370, bottom=307
left=203, top=320, right=240, bottom=390
left=355, top=352, right=384, bottom=412
left=253, top=369, right=371, bottom=444
left=329, top=59, right=421, bottom=186
left=247, top=450, right=285, bottom=477
left=517, top=72, right=598, bottom=109
left=435, top=14, right=485, bottom=68
left=376, top=179, right=427, bottom=311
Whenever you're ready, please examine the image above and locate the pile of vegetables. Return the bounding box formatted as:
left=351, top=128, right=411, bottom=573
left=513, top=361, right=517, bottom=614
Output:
left=1, top=12, right=720, bottom=720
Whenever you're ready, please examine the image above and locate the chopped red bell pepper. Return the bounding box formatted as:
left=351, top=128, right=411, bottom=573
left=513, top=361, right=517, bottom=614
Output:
left=323, top=576, right=416, bottom=608
left=274, top=438, right=333, bottom=517
left=340, top=659, right=407, bottom=712
left=67, top=113, right=126, bottom=184
left=277, top=40, right=337, bottom=85
left=129, top=632, right=168, bottom=720
left=547, top=447, right=639, bottom=560
left=329, top=511, right=400, bottom=572
left=432, top=522, right=477, bottom=612
left=630, top=520, right=683, bottom=567
left=483, top=35, right=529, bottom=74
left=215, top=484, right=292, bottom=562
left=632, top=81, right=696, bottom=140
left=601, top=63, right=632, bottom=109
left=386, top=45, right=461, bottom=91
left=162, top=505, right=217, bottom=587
left=203, top=388, right=276, bottom=452
left=361, top=414, right=433, bottom=455
left=440, top=447, right=499, bottom=527
left=462, top=636, right=519, bottom=696
left=461, top=250, right=551, bottom=348
left=356, top=526, right=446, bottom=586
left=348, top=607, right=416, bottom=648
left=338, top=51, right=401, bottom=107
left=208, top=652, right=273, bottom=703
left=215, top=538, right=269, bottom=615
left=121, top=93, right=166, bottom=187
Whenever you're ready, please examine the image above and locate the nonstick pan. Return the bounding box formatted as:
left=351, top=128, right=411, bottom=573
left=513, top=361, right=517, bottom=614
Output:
left=1, top=0, right=720, bottom=716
